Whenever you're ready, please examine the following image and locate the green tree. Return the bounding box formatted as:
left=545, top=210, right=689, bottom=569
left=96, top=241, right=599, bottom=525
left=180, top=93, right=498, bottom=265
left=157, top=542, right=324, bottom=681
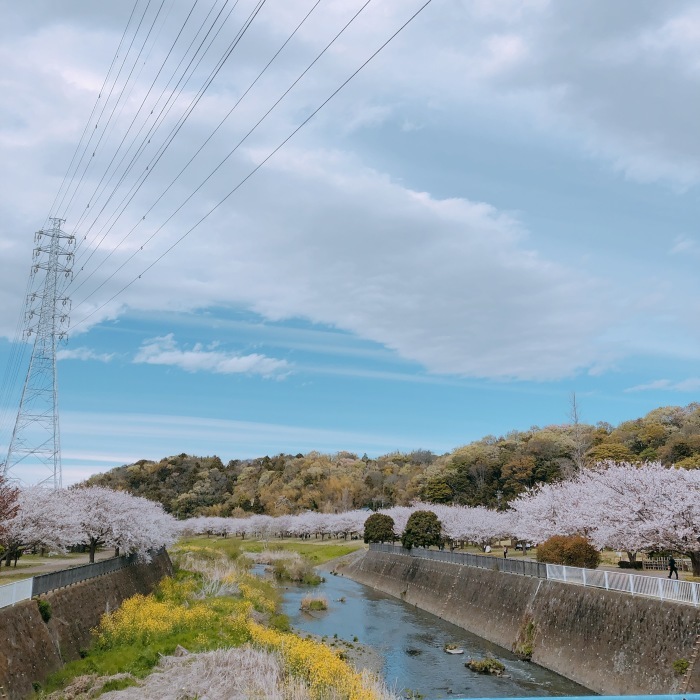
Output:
left=401, top=510, right=442, bottom=551
left=422, top=478, right=453, bottom=503
left=536, top=535, right=601, bottom=569
left=363, top=513, right=396, bottom=543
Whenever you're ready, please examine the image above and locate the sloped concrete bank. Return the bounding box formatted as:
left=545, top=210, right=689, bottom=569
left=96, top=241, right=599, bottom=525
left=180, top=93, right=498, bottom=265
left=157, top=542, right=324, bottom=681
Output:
left=0, top=551, right=172, bottom=700
left=343, top=549, right=700, bottom=695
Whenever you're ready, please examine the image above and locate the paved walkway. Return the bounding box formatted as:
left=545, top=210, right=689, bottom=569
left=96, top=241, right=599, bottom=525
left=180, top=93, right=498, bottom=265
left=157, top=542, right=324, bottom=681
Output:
left=0, top=550, right=115, bottom=582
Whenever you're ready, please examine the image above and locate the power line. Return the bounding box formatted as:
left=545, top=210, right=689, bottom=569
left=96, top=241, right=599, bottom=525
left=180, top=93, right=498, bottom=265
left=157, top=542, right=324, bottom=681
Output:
left=57, top=0, right=167, bottom=221
left=69, top=0, right=246, bottom=266
left=70, top=0, right=368, bottom=308
left=70, top=0, right=434, bottom=330
left=69, top=0, right=322, bottom=301
left=45, top=0, right=143, bottom=229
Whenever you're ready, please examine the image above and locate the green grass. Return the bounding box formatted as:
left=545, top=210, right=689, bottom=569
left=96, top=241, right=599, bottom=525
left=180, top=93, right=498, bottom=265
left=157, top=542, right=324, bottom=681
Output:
left=176, top=536, right=365, bottom=565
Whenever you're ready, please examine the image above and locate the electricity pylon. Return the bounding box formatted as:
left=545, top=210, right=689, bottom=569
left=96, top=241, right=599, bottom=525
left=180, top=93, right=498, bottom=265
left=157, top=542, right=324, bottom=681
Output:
left=3, top=218, right=75, bottom=488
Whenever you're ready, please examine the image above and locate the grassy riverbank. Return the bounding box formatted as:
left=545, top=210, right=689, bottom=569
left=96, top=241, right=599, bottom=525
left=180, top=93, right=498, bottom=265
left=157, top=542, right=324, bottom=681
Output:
left=34, top=539, right=390, bottom=700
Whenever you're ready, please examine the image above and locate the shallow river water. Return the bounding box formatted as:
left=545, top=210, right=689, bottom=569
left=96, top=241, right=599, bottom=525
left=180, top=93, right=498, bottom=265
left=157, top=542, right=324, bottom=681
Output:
left=279, top=570, right=594, bottom=699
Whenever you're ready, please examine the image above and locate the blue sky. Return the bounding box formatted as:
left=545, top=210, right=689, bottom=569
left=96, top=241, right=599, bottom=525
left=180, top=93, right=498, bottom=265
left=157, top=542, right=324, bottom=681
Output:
left=1, top=1, right=700, bottom=484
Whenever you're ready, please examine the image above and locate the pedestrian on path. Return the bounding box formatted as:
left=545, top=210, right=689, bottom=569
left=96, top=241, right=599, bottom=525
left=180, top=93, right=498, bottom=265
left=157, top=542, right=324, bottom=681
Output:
left=668, top=555, right=679, bottom=580
left=503, top=546, right=508, bottom=559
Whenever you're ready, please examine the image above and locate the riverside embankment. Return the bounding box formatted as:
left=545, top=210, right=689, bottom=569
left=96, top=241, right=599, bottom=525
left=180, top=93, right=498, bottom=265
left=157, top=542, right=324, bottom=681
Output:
left=0, top=550, right=171, bottom=700
left=342, top=548, right=700, bottom=695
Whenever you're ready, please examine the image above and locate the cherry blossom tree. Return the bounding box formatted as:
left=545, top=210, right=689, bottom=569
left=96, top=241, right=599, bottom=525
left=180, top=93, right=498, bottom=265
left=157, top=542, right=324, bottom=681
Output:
left=510, top=479, right=591, bottom=545
left=576, top=462, right=700, bottom=573
left=0, top=474, right=19, bottom=540
left=0, top=486, right=74, bottom=566
left=63, top=487, right=178, bottom=562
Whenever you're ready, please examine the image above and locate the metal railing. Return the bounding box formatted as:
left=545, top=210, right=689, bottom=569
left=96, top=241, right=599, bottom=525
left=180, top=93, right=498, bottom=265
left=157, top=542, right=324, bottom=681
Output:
left=369, top=543, right=548, bottom=578
left=370, top=543, right=700, bottom=607
left=546, top=564, right=700, bottom=607
left=0, top=553, right=141, bottom=609
left=31, top=553, right=138, bottom=597
left=0, top=578, right=33, bottom=608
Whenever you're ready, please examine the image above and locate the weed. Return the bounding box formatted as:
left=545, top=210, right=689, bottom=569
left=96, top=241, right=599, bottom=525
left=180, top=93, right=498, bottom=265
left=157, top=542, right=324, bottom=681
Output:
left=673, top=658, right=689, bottom=675
left=36, top=598, right=52, bottom=623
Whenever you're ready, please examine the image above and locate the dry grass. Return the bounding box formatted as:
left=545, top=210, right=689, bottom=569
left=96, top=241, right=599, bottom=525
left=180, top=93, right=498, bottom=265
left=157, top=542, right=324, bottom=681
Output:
left=300, top=595, right=328, bottom=612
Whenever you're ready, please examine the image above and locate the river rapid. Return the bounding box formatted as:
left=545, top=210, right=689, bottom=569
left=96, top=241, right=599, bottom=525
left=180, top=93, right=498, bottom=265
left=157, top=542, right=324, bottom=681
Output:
left=277, top=568, right=594, bottom=699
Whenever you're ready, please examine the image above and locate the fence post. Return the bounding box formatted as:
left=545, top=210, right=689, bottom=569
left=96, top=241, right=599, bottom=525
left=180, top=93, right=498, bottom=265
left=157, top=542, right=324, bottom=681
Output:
left=604, top=571, right=609, bottom=590
left=562, top=566, right=567, bottom=582
left=629, top=574, right=634, bottom=596
left=691, top=583, right=698, bottom=607
left=658, top=578, right=664, bottom=601
left=582, top=568, right=587, bottom=587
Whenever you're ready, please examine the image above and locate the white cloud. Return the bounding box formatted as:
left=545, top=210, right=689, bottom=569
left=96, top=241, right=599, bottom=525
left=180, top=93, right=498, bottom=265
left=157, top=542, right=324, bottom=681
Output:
left=625, top=378, right=700, bottom=393
left=56, top=347, right=115, bottom=362
left=133, top=334, right=290, bottom=378
left=669, top=235, right=700, bottom=256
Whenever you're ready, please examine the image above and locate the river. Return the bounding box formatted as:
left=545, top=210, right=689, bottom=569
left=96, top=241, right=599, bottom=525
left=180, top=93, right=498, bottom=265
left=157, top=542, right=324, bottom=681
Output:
left=278, top=568, right=594, bottom=699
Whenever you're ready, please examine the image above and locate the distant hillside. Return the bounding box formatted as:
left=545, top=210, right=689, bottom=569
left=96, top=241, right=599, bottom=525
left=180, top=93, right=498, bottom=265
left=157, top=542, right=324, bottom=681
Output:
left=85, top=403, right=700, bottom=517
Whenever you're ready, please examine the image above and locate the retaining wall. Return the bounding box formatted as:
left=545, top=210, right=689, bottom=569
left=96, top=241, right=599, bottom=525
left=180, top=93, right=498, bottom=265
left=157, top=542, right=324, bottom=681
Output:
left=0, top=550, right=172, bottom=700
left=344, top=549, right=700, bottom=695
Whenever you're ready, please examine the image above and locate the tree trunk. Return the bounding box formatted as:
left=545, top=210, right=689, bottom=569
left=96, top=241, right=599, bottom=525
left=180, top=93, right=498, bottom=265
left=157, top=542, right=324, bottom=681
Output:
left=89, top=540, right=97, bottom=564
left=688, top=550, right=700, bottom=578
left=626, top=551, right=637, bottom=565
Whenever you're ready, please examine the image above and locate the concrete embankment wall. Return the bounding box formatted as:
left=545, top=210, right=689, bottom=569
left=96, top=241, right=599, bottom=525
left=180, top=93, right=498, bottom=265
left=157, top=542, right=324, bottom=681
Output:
left=0, top=551, right=172, bottom=700
left=344, top=550, right=700, bottom=695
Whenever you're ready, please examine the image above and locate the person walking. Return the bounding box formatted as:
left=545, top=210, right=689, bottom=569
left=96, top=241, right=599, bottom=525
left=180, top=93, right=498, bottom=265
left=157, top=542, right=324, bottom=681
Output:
left=668, top=554, right=679, bottom=580
left=503, top=546, right=508, bottom=559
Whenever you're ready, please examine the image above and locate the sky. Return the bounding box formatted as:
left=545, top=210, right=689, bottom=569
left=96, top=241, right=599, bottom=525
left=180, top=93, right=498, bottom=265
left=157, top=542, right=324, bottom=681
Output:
left=1, top=0, right=700, bottom=485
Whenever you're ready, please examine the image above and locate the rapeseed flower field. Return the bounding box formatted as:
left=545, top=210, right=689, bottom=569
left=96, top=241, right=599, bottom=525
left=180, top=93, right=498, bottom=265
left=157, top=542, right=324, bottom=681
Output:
left=36, top=542, right=394, bottom=699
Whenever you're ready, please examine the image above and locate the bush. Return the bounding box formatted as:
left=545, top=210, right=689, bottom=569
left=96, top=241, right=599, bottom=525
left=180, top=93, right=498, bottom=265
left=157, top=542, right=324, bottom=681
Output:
left=536, top=535, right=601, bottom=569
left=466, top=657, right=505, bottom=675
left=673, top=658, right=689, bottom=675
left=401, top=510, right=443, bottom=551
left=363, top=513, right=396, bottom=544
left=299, top=596, right=328, bottom=612
left=36, top=598, right=52, bottom=623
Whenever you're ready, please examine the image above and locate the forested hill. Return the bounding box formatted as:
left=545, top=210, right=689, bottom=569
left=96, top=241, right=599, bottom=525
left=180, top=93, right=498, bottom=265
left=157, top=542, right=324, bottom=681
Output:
left=84, top=403, right=700, bottom=517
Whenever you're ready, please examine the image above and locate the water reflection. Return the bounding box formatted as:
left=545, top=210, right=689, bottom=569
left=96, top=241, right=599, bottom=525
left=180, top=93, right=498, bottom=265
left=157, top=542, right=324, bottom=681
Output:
left=279, top=570, right=595, bottom=699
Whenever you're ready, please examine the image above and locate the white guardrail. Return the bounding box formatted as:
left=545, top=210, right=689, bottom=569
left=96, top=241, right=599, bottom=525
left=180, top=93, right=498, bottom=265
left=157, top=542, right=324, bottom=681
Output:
left=0, top=577, right=33, bottom=608
left=546, top=564, right=700, bottom=607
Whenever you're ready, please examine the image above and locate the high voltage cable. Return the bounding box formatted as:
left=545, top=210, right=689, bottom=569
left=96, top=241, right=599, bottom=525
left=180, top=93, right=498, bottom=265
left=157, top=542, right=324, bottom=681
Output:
left=66, top=0, right=201, bottom=238
left=69, top=0, right=246, bottom=267
left=67, top=0, right=230, bottom=243
left=69, top=0, right=434, bottom=330
left=66, top=0, right=265, bottom=298
left=45, top=0, right=142, bottom=229
left=57, top=0, right=167, bottom=221
left=71, top=0, right=365, bottom=307
left=68, top=0, right=322, bottom=300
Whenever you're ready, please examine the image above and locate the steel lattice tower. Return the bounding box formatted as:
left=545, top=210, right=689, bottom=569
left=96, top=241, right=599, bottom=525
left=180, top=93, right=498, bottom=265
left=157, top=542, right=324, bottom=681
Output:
left=3, top=218, right=75, bottom=488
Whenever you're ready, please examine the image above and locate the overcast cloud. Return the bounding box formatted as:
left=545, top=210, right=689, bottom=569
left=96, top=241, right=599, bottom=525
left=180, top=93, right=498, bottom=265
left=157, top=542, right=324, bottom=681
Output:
left=1, top=0, right=699, bottom=383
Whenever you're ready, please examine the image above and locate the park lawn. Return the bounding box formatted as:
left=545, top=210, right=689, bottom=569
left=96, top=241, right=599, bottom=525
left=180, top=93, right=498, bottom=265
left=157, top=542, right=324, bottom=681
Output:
left=177, top=536, right=365, bottom=565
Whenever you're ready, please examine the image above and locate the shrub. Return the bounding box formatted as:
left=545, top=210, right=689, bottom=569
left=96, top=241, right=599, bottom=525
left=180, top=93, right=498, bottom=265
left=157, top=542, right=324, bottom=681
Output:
left=401, top=510, right=443, bottom=551
left=466, top=657, right=505, bottom=674
left=300, top=596, right=328, bottom=612
left=536, top=535, right=601, bottom=569
left=673, top=658, right=689, bottom=675
left=363, top=513, right=396, bottom=544
left=271, top=555, right=323, bottom=585
left=36, top=598, right=52, bottom=623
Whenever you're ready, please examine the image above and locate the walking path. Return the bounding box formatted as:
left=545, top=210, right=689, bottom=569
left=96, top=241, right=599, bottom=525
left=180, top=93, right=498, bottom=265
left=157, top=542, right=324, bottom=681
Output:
left=0, top=550, right=115, bottom=581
